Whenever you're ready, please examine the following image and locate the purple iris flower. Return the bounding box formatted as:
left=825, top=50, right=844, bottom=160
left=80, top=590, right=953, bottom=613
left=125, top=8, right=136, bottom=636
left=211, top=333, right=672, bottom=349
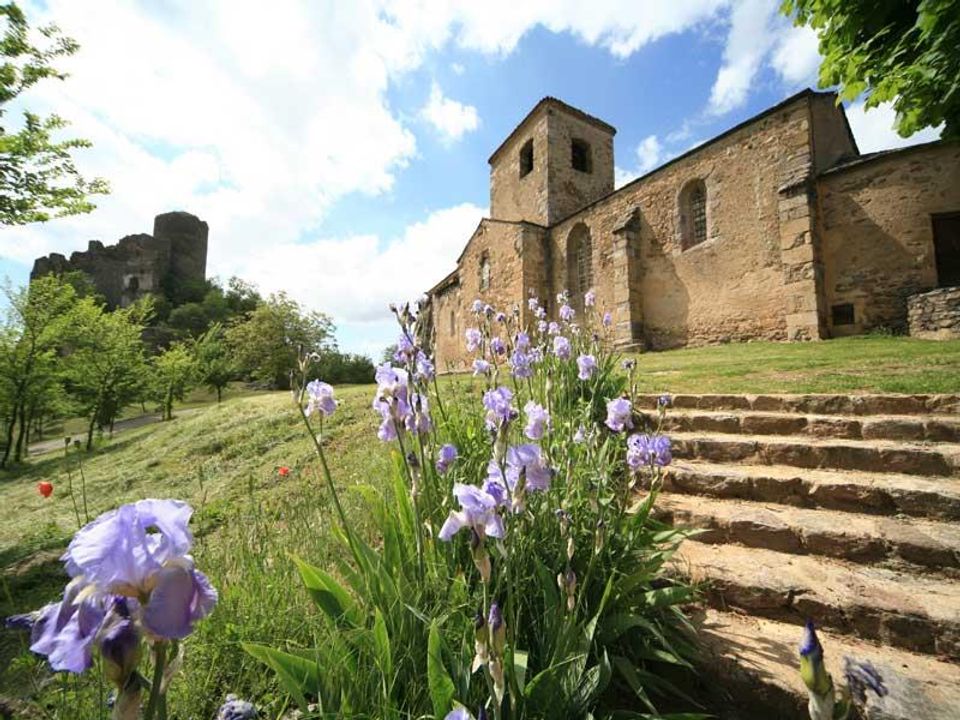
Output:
left=304, top=380, right=337, bottom=417
left=844, top=657, right=888, bottom=704
left=602, top=312, right=613, bottom=327
left=605, top=397, right=634, bottom=432
left=584, top=289, right=596, bottom=307
left=393, top=334, right=415, bottom=363
left=510, top=350, right=533, bottom=379
left=415, top=352, right=435, bottom=381
left=490, top=337, right=506, bottom=356
left=436, top=444, right=458, bottom=474
left=438, top=484, right=505, bottom=541
left=217, top=694, right=258, bottom=720
left=486, top=444, right=552, bottom=504
left=471, top=299, right=483, bottom=314
left=573, top=425, right=587, bottom=443
left=515, top=332, right=530, bottom=351
left=465, top=328, right=482, bottom=352
left=537, top=320, right=548, bottom=333
left=372, top=365, right=411, bottom=441
left=657, top=393, right=672, bottom=408
left=559, top=304, right=575, bottom=322
left=472, top=358, right=491, bottom=376
left=495, top=312, right=507, bottom=323
left=536, top=306, right=546, bottom=319
left=444, top=709, right=472, bottom=720
left=548, top=321, right=560, bottom=336
left=483, top=304, right=495, bottom=317
left=556, top=292, right=568, bottom=305
left=626, top=434, right=672, bottom=469
left=553, top=335, right=571, bottom=360
left=483, top=386, right=516, bottom=431
left=523, top=401, right=550, bottom=440
left=527, top=297, right=540, bottom=311
left=28, top=576, right=107, bottom=673
left=98, top=598, right=140, bottom=682
left=404, top=393, right=432, bottom=436
left=577, top=354, right=597, bottom=381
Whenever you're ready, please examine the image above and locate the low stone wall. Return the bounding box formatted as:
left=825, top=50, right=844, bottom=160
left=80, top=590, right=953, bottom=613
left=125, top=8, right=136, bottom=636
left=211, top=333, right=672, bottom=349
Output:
left=908, top=287, right=960, bottom=339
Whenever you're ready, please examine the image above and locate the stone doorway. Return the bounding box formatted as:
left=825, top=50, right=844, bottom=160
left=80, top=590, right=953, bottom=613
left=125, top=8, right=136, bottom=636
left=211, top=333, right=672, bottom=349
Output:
left=932, top=211, right=960, bottom=287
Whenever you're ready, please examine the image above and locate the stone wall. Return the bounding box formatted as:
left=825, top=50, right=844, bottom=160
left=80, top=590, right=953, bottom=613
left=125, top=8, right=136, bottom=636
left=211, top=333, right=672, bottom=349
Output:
left=31, top=211, right=208, bottom=309
left=489, top=113, right=551, bottom=225
left=547, top=95, right=822, bottom=350
left=544, top=108, right=614, bottom=225
left=817, top=143, right=960, bottom=335
left=908, top=287, right=960, bottom=339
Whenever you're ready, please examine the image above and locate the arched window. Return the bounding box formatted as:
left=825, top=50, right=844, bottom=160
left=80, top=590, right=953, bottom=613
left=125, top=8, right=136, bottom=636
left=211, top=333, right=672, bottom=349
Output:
left=519, top=139, right=534, bottom=178
left=565, top=224, right=593, bottom=302
left=679, top=179, right=708, bottom=250
left=449, top=310, right=456, bottom=336
left=479, top=253, right=491, bottom=291
left=127, top=276, right=140, bottom=292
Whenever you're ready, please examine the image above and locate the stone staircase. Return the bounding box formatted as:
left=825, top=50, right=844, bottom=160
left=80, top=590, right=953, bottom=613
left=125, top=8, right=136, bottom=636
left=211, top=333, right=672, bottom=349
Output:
left=635, top=393, right=960, bottom=719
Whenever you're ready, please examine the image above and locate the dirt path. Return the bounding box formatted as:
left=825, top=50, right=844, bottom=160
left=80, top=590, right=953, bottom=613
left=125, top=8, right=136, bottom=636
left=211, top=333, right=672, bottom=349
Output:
left=28, top=408, right=201, bottom=456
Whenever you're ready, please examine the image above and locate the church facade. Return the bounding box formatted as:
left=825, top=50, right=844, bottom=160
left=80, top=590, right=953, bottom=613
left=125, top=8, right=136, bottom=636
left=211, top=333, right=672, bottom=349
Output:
left=424, top=90, right=960, bottom=370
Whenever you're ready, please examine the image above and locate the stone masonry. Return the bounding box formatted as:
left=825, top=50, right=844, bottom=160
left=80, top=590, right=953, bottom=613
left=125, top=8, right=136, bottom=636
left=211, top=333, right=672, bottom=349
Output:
left=31, top=211, right=208, bottom=308
left=425, top=91, right=960, bottom=370
left=908, top=287, right=960, bottom=340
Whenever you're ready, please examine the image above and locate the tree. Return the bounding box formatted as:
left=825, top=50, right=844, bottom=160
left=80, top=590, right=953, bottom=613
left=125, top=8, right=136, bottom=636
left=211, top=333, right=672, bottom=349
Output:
left=0, top=2, right=108, bottom=224
left=194, top=323, right=234, bottom=403
left=150, top=342, right=197, bottom=421
left=0, top=274, right=75, bottom=466
left=61, top=297, right=150, bottom=450
left=225, top=292, right=335, bottom=389
left=784, top=0, right=960, bottom=139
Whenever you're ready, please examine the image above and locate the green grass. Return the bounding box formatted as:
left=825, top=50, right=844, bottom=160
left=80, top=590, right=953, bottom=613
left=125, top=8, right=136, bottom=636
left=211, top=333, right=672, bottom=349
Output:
left=629, top=335, right=960, bottom=394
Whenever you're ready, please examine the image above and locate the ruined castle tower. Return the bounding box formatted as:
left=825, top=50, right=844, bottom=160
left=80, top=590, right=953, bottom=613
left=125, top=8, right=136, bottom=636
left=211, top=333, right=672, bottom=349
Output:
left=31, top=211, right=209, bottom=308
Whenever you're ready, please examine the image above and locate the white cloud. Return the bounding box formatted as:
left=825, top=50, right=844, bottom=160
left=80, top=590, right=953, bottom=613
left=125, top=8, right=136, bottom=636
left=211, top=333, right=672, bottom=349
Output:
left=708, top=0, right=779, bottom=115
left=451, top=62, right=466, bottom=75
left=634, top=135, right=663, bottom=173
left=845, top=100, right=943, bottom=154
left=420, top=82, right=480, bottom=142
left=770, top=25, right=820, bottom=86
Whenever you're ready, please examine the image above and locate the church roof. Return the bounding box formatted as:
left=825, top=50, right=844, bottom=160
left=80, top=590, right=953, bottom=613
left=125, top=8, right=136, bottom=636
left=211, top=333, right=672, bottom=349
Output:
left=487, top=96, right=617, bottom=165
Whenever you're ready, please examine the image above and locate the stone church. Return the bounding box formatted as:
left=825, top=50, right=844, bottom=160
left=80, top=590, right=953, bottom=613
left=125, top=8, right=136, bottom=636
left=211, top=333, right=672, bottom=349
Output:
left=425, top=89, right=960, bottom=370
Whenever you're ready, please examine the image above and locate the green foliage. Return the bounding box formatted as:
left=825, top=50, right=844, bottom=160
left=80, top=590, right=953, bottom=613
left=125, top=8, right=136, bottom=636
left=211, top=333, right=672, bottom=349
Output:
left=784, top=0, right=960, bottom=138
left=150, top=342, right=198, bottom=421
left=225, top=291, right=335, bottom=389
left=245, top=302, right=703, bottom=719
left=313, top=350, right=375, bottom=385
left=194, top=323, right=234, bottom=403
left=0, top=2, right=108, bottom=225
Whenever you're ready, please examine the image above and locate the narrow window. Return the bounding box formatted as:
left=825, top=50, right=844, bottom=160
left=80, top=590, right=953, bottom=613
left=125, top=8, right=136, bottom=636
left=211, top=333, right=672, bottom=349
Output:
left=571, top=138, right=592, bottom=173
left=127, top=276, right=140, bottom=292
left=479, top=253, right=491, bottom=291
left=449, top=310, right=456, bottom=336
left=519, top=139, right=534, bottom=178
left=932, top=211, right=960, bottom=287
left=577, top=234, right=593, bottom=293
left=566, top=224, right=593, bottom=302
left=680, top=179, right=708, bottom=250
left=831, top=303, right=855, bottom=326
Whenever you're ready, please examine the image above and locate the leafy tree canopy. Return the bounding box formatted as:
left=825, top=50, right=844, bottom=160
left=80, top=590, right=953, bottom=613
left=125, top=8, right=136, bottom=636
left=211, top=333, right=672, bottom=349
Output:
left=784, top=0, right=960, bottom=139
left=0, top=2, right=108, bottom=224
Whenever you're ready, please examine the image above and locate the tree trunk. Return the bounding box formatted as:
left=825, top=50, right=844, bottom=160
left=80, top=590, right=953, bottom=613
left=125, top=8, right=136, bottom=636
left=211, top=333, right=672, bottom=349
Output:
left=86, top=410, right=98, bottom=452
left=13, top=401, right=27, bottom=463
left=216, top=385, right=222, bottom=404
left=1, top=406, right=17, bottom=468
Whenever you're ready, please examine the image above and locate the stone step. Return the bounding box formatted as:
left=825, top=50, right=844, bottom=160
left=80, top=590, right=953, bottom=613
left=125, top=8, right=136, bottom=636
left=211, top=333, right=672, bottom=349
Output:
left=655, top=493, right=960, bottom=572
left=665, top=460, right=960, bottom=521
left=670, top=431, right=960, bottom=477
left=636, top=393, right=960, bottom=416
left=694, top=608, right=960, bottom=720
left=673, top=541, right=960, bottom=659
left=655, top=408, right=960, bottom=443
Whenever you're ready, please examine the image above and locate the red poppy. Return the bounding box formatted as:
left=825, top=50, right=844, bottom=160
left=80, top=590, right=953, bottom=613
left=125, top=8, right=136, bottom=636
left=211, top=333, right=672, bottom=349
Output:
left=38, top=481, right=54, bottom=498
left=277, top=466, right=290, bottom=477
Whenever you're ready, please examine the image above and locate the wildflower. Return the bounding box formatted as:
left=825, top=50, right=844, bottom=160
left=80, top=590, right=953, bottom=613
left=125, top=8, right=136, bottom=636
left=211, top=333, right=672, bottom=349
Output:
left=304, top=380, right=337, bottom=417
left=577, top=354, right=597, bottom=381
left=472, top=358, right=491, bottom=376
left=537, top=320, right=547, bottom=333
left=490, top=336, right=506, bottom=356
left=488, top=602, right=506, bottom=654
left=627, top=434, right=672, bottom=469
left=559, top=304, right=575, bottom=322
left=217, top=694, right=258, bottom=719
left=444, top=709, right=473, bottom=720
left=514, top=331, right=530, bottom=351
left=483, top=304, right=494, bottom=317
left=98, top=598, right=141, bottom=688
left=799, top=620, right=835, bottom=720
left=439, top=484, right=505, bottom=542
left=584, top=289, right=596, bottom=307
left=472, top=610, right=489, bottom=671
left=548, top=321, right=560, bottom=335
left=372, top=366, right=412, bottom=441
left=536, top=306, right=546, bottom=319
left=38, top=481, right=53, bottom=498
left=621, top=358, right=636, bottom=370
left=465, top=328, right=482, bottom=352
left=553, top=335, right=571, bottom=360
left=557, top=568, right=577, bottom=611
left=486, top=444, right=552, bottom=508
left=602, top=312, right=613, bottom=327
left=415, top=352, right=435, bottom=381
left=523, top=401, right=550, bottom=440
left=843, top=657, right=887, bottom=705
left=556, top=291, right=568, bottom=305
left=277, top=466, right=290, bottom=478
left=436, top=444, right=458, bottom=474
left=393, top=334, right=415, bottom=363
left=471, top=299, right=483, bottom=314
left=510, top=349, right=533, bottom=379
left=404, top=393, right=432, bottom=436
left=528, top=297, right=540, bottom=311
left=605, top=397, right=634, bottom=432
left=658, top=393, right=672, bottom=408
left=495, top=312, right=507, bottom=323
left=482, top=386, right=516, bottom=432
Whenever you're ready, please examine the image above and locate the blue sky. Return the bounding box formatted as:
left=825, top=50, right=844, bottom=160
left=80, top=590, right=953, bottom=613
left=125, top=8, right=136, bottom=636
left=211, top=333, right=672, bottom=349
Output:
left=0, top=1, right=941, bottom=357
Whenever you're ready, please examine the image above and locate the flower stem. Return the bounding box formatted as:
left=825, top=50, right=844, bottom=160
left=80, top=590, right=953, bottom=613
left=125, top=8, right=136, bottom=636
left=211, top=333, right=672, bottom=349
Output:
left=143, top=641, right=167, bottom=720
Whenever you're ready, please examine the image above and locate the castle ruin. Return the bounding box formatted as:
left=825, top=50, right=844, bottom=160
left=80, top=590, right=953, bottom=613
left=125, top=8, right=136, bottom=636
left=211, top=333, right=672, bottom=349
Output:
left=31, top=211, right=209, bottom=308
